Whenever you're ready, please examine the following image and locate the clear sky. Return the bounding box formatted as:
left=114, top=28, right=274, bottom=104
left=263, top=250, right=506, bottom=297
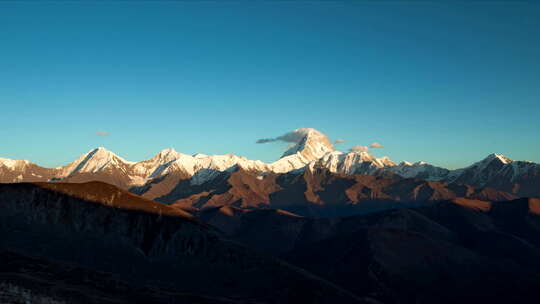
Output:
left=1, top=1, right=539, bottom=169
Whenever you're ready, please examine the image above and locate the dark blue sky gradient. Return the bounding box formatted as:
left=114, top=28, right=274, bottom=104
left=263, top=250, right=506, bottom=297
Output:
left=1, top=1, right=539, bottom=168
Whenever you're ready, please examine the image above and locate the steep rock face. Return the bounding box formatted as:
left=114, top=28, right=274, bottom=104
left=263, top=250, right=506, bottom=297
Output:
left=0, top=182, right=363, bottom=304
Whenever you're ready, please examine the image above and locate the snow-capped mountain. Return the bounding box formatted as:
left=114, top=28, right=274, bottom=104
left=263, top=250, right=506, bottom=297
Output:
left=1, top=128, right=538, bottom=197
left=450, top=153, right=513, bottom=186
left=313, top=151, right=396, bottom=175
left=387, top=161, right=451, bottom=181
left=268, top=128, right=336, bottom=173
left=130, top=148, right=183, bottom=179
left=0, top=158, right=59, bottom=182
left=0, top=128, right=337, bottom=192
left=58, top=147, right=134, bottom=176
left=448, top=153, right=540, bottom=196
left=280, top=128, right=335, bottom=158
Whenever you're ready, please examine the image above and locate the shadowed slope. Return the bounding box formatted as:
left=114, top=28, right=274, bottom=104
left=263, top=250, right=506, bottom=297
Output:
left=195, top=197, right=540, bottom=303
left=282, top=198, right=540, bottom=304
left=33, top=181, right=194, bottom=218
left=0, top=182, right=364, bottom=304
left=0, top=251, right=246, bottom=304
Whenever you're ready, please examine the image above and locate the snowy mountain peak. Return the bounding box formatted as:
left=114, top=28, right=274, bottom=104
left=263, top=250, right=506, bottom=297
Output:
left=348, top=151, right=375, bottom=162
left=0, top=158, right=30, bottom=170
left=484, top=153, right=512, bottom=165
left=153, top=148, right=182, bottom=163
left=459, top=153, right=511, bottom=172
left=447, top=153, right=516, bottom=187
left=89, top=147, right=113, bottom=156
left=61, top=147, right=131, bottom=176
left=377, top=156, right=397, bottom=167
left=266, top=128, right=336, bottom=173
left=86, top=147, right=128, bottom=163
left=280, top=128, right=335, bottom=159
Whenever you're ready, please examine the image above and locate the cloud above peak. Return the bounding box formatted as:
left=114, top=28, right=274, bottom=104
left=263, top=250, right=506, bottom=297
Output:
left=334, top=139, right=346, bottom=144
left=96, top=131, right=110, bottom=137
left=349, top=142, right=383, bottom=153
left=256, top=129, right=310, bottom=144
left=349, top=145, right=369, bottom=153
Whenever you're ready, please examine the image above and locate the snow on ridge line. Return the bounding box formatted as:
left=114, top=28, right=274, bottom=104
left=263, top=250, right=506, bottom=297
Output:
left=1, top=146, right=523, bottom=181
left=19, top=129, right=330, bottom=184
left=1, top=127, right=536, bottom=187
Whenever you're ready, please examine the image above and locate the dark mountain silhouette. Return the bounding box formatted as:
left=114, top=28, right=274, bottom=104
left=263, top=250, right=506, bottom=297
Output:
left=0, top=182, right=365, bottom=304
left=0, top=250, right=250, bottom=304
left=197, top=197, right=540, bottom=303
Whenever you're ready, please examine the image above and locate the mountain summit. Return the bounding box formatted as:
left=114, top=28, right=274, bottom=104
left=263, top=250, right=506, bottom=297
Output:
left=280, top=128, right=335, bottom=159
left=59, top=147, right=132, bottom=177
left=267, top=128, right=336, bottom=173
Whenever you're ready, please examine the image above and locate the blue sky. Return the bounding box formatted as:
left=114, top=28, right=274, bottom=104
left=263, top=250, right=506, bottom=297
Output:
left=1, top=1, right=539, bottom=169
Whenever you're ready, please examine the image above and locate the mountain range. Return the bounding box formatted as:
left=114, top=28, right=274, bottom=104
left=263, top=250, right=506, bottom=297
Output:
left=1, top=128, right=539, bottom=204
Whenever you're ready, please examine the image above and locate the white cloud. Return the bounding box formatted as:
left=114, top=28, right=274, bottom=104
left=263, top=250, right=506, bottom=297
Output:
left=370, top=142, right=383, bottom=148
left=349, top=145, right=369, bottom=153
left=256, top=129, right=310, bottom=144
